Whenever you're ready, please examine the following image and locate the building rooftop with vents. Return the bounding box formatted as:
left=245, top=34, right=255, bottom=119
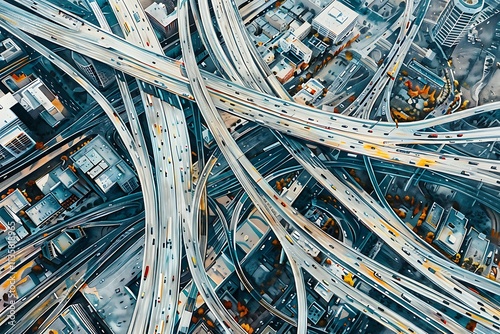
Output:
left=25, top=193, right=62, bottom=226
left=70, top=136, right=138, bottom=195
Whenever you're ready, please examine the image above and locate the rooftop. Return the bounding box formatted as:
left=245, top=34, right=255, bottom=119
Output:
left=145, top=2, right=177, bottom=27
left=235, top=218, right=265, bottom=254
left=463, top=227, right=490, bottom=264
left=71, top=136, right=138, bottom=194
left=313, top=1, right=358, bottom=34
left=456, top=0, right=483, bottom=10
left=25, top=193, right=62, bottom=226
left=43, top=304, right=98, bottom=334
left=0, top=188, right=29, bottom=214
left=0, top=93, right=20, bottom=131
left=0, top=38, right=23, bottom=62
left=424, top=202, right=444, bottom=231
left=314, top=281, right=334, bottom=302
left=36, top=166, right=79, bottom=195
left=308, top=302, right=326, bottom=325
left=303, top=78, right=324, bottom=95
left=207, top=253, right=235, bottom=287
left=434, top=208, right=468, bottom=256
left=261, top=326, right=277, bottom=334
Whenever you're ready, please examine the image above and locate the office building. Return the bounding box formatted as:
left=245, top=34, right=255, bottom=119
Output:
left=0, top=206, right=29, bottom=251
left=291, top=21, right=312, bottom=40
left=70, top=135, right=139, bottom=195
left=265, top=8, right=294, bottom=32
left=293, top=78, right=325, bottom=104
left=25, top=194, right=63, bottom=226
left=270, top=57, right=296, bottom=83
left=279, top=32, right=313, bottom=64
left=0, top=93, right=35, bottom=167
left=71, top=52, right=114, bottom=89
left=462, top=227, right=490, bottom=265
left=145, top=2, right=178, bottom=38
left=16, top=78, right=66, bottom=127
left=36, top=164, right=89, bottom=210
left=432, top=0, right=484, bottom=47
left=312, top=1, right=357, bottom=44
left=308, top=302, right=326, bottom=325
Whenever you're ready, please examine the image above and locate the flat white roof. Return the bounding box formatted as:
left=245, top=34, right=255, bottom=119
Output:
left=313, top=1, right=357, bottom=34
left=0, top=93, right=19, bottom=131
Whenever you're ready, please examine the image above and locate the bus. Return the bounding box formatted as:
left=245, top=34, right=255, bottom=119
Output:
left=133, top=12, right=141, bottom=23
left=166, top=217, right=172, bottom=243
left=191, top=256, right=197, bottom=268
left=146, top=94, right=153, bottom=106
left=143, top=265, right=150, bottom=280
left=157, top=273, right=163, bottom=303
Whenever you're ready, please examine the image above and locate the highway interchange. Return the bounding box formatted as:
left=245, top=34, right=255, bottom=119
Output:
left=0, top=0, right=499, bottom=333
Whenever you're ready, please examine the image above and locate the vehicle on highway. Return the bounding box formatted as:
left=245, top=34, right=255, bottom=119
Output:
left=143, top=266, right=149, bottom=280
left=401, top=293, right=412, bottom=303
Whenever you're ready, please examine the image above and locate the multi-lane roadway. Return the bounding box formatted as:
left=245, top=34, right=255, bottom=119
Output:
left=1, top=0, right=499, bottom=333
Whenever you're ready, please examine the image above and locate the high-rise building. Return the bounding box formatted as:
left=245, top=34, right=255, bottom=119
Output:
left=145, top=2, right=178, bottom=39
left=71, top=52, right=114, bottom=89
left=0, top=93, right=35, bottom=167
left=432, top=0, right=484, bottom=47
